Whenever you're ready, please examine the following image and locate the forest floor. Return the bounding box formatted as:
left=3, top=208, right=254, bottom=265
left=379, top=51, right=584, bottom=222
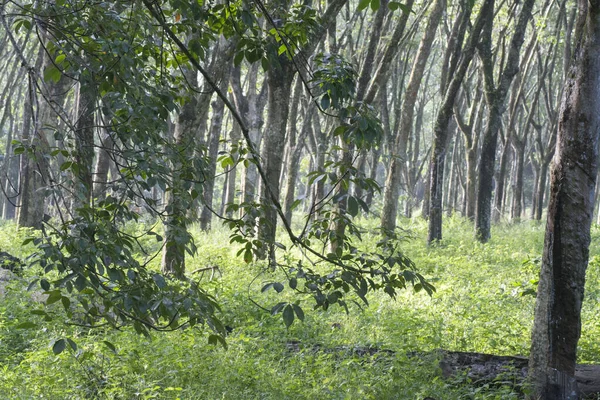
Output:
left=1, top=216, right=600, bottom=399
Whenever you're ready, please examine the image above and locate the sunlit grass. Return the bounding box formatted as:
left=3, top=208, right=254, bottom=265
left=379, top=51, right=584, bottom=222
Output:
left=0, top=215, right=599, bottom=399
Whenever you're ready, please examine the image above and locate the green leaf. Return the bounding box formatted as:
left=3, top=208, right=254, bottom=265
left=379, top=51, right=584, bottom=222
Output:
left=396, top=2, right=413, bottom=14
left=61, top=296, right=71, bottom=310
left=261, top=56, right=270, bottom=72
left=67, top=338, right=78, bottom=352
left=103, top=341, right=117, bottom=353
left=292, top=304, right=304, bottom=321
left=53, top=339, right=66, bottom=355
left=289, top=277, right=297, bottom=290
left=370, top=0, right=380, bottom=11
left=282, top=304, right=294, bottom=328
left=55, top=54, right=66, bottom=65
left=347, top=196, right=359, bottom=217
left=357, top=0, right=370, bottom=11
left=46, top=290, right=62, bottom=305
left=208, top=334, right=227, bottom=349
left=40, top=279, right=50, bottom=291
left=16, top=322, right=37, bottom=329
left=332, top=125, right=347, bottom=136
left=234, top=51, right=244, bottom=66
left=43, top=65, right=62, bottom=83
left=271, top=302, right=286, bottom=315
left=273, top=282, right=284, bottom=293
left=321, top=94, right=331, bottom=110
left=153, top=273, right=167, bottom=289
left=261, top=283, right=274, bottom=292
left=243, top=249, right=253, bottom=263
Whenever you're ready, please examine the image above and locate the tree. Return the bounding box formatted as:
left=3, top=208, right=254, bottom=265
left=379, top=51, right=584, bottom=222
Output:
left=474, top=0, right=535, bottom=242
left=427, top=0, right=491, bottom=244
left=380, top=0, right=443, bottom=233
left=529, top=0, right=600, bottom=397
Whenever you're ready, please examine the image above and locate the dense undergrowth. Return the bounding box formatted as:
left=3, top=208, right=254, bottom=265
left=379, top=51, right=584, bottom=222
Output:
left=1, top=215, right=600, bottom=399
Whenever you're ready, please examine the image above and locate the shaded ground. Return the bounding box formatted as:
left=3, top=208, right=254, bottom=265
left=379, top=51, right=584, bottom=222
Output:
left=286, top=341, right=600, bottom=398
left=440, top=350, right=600, bottom=398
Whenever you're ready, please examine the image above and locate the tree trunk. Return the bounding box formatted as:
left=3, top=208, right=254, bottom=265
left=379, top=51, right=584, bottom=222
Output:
left=492, top=131, right=510, bottom=222
left=200, top=98, right=226, bottom=231
left=529, top=0, right=600, bottom=397
left=223, top=122, right=240, bottom=218
left=161, top=75, right=199, bottom=278
left=474, top=0, right=535, bottom=242
left=257, top=60, right=294, bottom=261
left=510, top=140, right=525, bottom=222
left=380, top=0, right=443, bottom=233
left=427, top=0, right=492, bottom=243
left=73, top=79, right=96, bottom=209
left=92, top=125, right=115, bottom=201
left=1, top=111, right=18, bottom=220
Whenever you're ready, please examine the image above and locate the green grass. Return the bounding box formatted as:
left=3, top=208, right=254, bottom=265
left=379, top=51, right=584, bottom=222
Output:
left=1, top=216, right=599, bottom=399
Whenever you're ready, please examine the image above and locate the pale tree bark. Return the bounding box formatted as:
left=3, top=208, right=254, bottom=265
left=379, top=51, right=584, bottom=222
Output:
left=474, top=0, right=535, bottom=242
left=200, top=94, right=227, bottom=231
left=427, top=0, right=492, bottom=243
left=73, top=78, right=97, bottom=209
left=230, top=63, right=267, bottom=206
left=257, top=57, right=294, bottom=260
left=161, top=38, right=235, bottom=276
left=380, top=0, right=443, bottom=233
left=161, top=68, right=199, bottom=278
left=330, top=0, right=388, bottom=250
left=223, top=121, right=241, bottom=218
left=282, top=87, right=313, bottom=224
left=17, top=43, right=68, bottom=229
left=257, top=0, right=348, bottom=261
left=454, top=74, right=484, bottom=220
left=363, top=0, right=415, bottom=104
left=529, top=0, right=600, bottom=397
left=92, top=123, right=115, bottom=201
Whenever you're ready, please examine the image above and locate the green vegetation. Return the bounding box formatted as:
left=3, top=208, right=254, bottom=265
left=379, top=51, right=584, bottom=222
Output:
left=1, top=217, right=600, bottom=399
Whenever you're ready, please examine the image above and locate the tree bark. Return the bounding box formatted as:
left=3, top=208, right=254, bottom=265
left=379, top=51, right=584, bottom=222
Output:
left=380, top=0, right=443, bottom=233
left=200, top=97, right=226, bottom=231
left=474, top=0, right=535, bottom=242
left=529, top=0, right=600, bottom=397
left=427, top=0, right=491, bottom=243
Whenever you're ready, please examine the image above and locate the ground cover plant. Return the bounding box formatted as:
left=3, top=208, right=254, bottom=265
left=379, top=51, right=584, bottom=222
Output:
left=1, top=216, right=600, bottom=399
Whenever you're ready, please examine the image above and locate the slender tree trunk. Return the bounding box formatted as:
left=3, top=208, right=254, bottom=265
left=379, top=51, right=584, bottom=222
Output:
left=224, top=123, right=240, bottom=218
left=200, top=98, right=226, bottom=231
left=474, top=0, right=535, bottom=242
left=1, top=112, right=17, bottom=219
left=529, top=0, right=600, bottom=397
left=93, top=125, right=115, bottom=201
left=257, top=60, right=294, bottom=260
left=428, top=0, right=492, bottom=243
left=510, top=140, right=525, bottom=222
left=161, top=74, right=199, bottom=278
left=73, top=79, right=96, bottom=209
left=535, top=159, right=550, bottom=221
left=380, top=0, right=443, bottom=233
left=492, top=132, right=510, bottom=222
left=17, top=46, right=47, bottom=229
